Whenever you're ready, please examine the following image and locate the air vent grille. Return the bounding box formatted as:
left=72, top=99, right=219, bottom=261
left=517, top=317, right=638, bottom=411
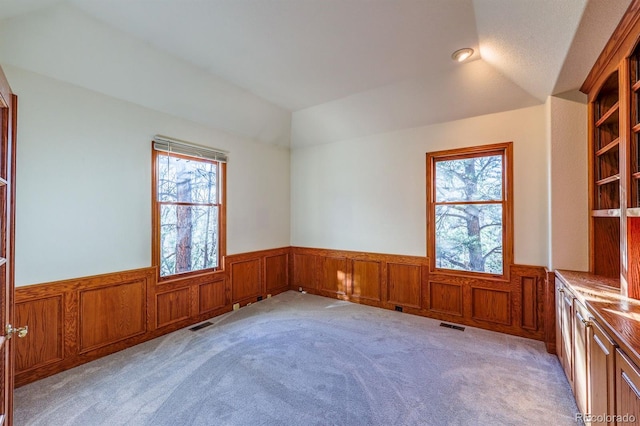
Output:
left=440, top=322, right=465, bottom=331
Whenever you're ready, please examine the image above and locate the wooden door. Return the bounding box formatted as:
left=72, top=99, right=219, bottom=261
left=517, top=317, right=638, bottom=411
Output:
left=0, top=65, right=18, bottom=425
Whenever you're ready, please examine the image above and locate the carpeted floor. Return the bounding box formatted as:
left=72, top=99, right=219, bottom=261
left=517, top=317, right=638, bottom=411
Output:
left=15, top=291, right=579, bottom=425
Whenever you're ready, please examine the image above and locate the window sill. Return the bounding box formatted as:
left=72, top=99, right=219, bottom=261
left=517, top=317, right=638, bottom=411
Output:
left=157, top=267, right=225, bottom=285
left=429, top=267, right=511, bottom=283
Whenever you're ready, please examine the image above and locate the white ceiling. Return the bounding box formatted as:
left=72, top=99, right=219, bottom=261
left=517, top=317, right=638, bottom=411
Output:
left=0, top=0, right=633, bottom=147
left=69, top=0, right=481, bottom=111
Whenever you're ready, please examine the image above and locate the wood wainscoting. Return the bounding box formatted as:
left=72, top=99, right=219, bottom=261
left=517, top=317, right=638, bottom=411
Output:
left=14, top=247, right=290, bottom=387
left=14, top=245, right=544, bottom=387
left=290, top=247, right=546, bottom=341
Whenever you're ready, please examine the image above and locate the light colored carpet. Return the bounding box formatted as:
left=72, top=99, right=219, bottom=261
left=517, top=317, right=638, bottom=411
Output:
left=15, top=291, right=578, bottom=425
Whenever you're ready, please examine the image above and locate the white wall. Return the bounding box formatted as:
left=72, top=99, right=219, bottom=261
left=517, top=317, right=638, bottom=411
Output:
left=547, top=93, right=589, bottom=271
left=7, top=65, right=290, bottom=286
left=291, top=105, right=549, bottom=266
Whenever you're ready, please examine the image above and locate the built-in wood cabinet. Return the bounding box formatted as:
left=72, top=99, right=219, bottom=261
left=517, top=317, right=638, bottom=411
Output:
left=583, top=0, right=640, bottom=297
left=555, top=271, right=640, bottom=424
left=553, top=3, right=640, bottom=422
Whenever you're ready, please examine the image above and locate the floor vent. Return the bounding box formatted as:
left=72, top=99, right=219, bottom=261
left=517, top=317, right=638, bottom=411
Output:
left=395, top=306, right=403, bottom=312
left=189, top=321, right=213, bottom=331
left=440, top=322, right=465, bottom=331
left=257, top=296, right=263, bottom=301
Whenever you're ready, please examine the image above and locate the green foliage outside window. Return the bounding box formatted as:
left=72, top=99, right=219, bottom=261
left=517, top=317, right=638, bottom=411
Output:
left=434, top=154, right=504, bottom=274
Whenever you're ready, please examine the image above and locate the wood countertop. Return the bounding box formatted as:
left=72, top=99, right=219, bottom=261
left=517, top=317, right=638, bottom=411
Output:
left=556, top=270, right=640, bottom=366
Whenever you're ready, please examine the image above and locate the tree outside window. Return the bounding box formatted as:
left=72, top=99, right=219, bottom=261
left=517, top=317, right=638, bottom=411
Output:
left=427, top=143, right=513, bottom=278
left=153, top=148, right=225, bottom=279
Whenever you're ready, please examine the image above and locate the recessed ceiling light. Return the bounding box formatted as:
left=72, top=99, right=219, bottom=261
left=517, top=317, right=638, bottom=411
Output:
left=452, top=48, right=474, bottom=62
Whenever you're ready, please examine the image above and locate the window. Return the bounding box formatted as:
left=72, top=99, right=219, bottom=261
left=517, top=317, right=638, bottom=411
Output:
left=152, top=138, right=226, bottom=279
left=426, top=142, right=513, bottom=277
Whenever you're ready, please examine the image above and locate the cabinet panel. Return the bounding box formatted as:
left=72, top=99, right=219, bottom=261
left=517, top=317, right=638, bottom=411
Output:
left=556, top=283, right=564, bottom=368
left=589, top=320, right=616, bottom=425
left=616, top=349, right=640, bottom=423
left=573, top=300, right=589, bottom=414
left=561, top=290, right=574, bottom=388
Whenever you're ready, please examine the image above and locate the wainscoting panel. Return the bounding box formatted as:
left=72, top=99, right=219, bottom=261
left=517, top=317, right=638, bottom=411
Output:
left=350, top=260, right=382, bottom=302
left=14, top=267, right=155, bottom=386
left=155, top=287, right=191, bottom=329
left=265, top=253, right=288, bottom=293
left=14, top=247, right=545, bottom=387
left=293, top=254, right=317, bottom=290
left=291, top=247, right=546, bottom=341
left=427, top=281, right=463, bottom=316
left=320, top=256, right=348, bottom=296
left=471, top=287, right=511, bottom=325
left=521, top=276, right=538, bottom=331
left=387, top=263, right=421, bottom=308
left=198, top=279, right=226, bottom=315
left=231, top=259, right=261, bottom=303
left=15, top=295, right=63, bottom=372
left=79, top=280, right=146, bottom=353
left=14, top=247, right=291, bottom=387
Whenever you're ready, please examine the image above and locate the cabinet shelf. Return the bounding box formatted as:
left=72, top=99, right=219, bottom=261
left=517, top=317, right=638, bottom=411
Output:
left=596, top=101, right=620, bottom=127
left=633, top=123, right=640, bottom=134
left=633, top=79, right=640, bottom=92
left=632, top=172, right=640, bottom=180
left=592, top=209, right=621, bottom=217
left=596, top=138, right=620, bottom=156
left=627, top=208, right=640, bottom=217
left=596, top=174, right=621, bottom=186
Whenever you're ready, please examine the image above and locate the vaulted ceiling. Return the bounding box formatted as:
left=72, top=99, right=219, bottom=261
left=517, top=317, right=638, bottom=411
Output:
left=0, top=0, right=632, bottom=147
